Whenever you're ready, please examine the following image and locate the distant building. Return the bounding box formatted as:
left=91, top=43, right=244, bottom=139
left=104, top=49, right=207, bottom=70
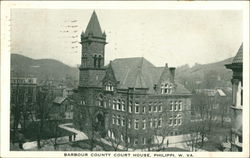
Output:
left=11, top=77, right=37, bottom=104
left=52, top=96, right=74, bottom=121
left=193, top=88, right=232, bottom=123
left=73, top=11, right=192, bottom=148
left=225, top=44, right=243, bottom=151
left=10, top=77, right=38, bottom=143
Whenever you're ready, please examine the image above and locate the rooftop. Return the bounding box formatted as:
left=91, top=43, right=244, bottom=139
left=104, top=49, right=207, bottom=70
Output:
left=111, top=57, right=191, bottom=95
left=232, top=43, right=243, bottom=64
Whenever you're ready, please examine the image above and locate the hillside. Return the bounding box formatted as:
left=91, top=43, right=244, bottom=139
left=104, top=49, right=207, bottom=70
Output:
left=175, top=57, right=233, bottom=90
left=11, top=53, right=233, bottom=90
left=11, top=54, right=78, bottom=82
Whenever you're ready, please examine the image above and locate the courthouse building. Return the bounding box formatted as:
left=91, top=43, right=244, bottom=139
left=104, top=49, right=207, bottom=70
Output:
left=74, top=11, right=192, bottom=148
left=225, top=44, right=243, bottom=151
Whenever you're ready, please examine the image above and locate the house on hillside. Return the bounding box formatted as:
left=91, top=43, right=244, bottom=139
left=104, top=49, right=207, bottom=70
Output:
left=73, top=11, right=192, bottom=149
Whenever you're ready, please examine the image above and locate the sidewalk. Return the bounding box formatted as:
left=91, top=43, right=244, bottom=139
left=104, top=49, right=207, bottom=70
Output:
left=58, top=123, right=88, bottom=141
left=23, top=123, right=88, bottom=150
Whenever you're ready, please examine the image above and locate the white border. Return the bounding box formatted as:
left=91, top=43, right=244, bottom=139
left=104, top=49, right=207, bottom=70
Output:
left=1, top=1, right=249, bottom=158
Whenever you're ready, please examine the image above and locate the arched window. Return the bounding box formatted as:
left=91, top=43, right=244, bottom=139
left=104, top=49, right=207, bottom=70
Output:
left=98, top=55, right=102, bottom=68
left=93, top=55, right=97, bottom=68
left=98, top=94, right=104, bottom=107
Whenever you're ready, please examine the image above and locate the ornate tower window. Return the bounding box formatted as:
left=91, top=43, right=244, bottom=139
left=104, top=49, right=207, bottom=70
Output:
left=98, top=55, right=102, bottom=68
left=93, top=54, right=97, bottom=68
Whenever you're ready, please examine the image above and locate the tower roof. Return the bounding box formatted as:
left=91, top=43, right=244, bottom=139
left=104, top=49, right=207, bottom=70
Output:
left=85, top=11, right=103, bottom=37
left=232, top=43, right=243, bottom=64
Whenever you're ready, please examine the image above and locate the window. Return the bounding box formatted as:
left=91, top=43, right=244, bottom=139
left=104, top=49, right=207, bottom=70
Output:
left=111, top=131, right=115, bottom=139
left=159, top=105, right=162, bottom=112
left=142, top=106, right=146, bottom=113
left=121, top=134, right=124, bottom=142
left=127, top=137, right=130, bottom=143
left=112, top=115, right=116, bottom=124
left=143, top=119, right=146, bottom=130
left=150, top=119, right=153, bottom=128
left=121, top=116, right=125, bottom=126
left=170, top=101, right=173, bottom=111
left=129, top=105, right=132, bottom=113
left=80, top=100, right=85, bottom=105
left=169, top=118, right=173, bottom=126
left=179, top=101, right=182, bottom=111
left=174, top=119, right=177, bottom=126
left=178, top=119, right=182, bottom=125
left=117, top=99, right=121, bottom=110
left=143, top=138, right=146, bottom=145
left=239, top=135, right=242, bottom=143
left=161, top=84, right=164, bottom=94
left=122, top=100, right=125, bottom=111
left=108, top=130, right=111, bottom=137
left=154, top=118, right=158, bottom=128
left=134, top=139, right=138, bottom=145
left=135, top=105, right=139, bottom=113
left=175, top=101, right=178, bottom=111
left=161, top=82, right=173, bottom=94
left=108, top=99, right=111, bottom=107
left=105, top=82, right=114, bottom=91
left=128, top=119, right=131, bottom=128
left=113, top=99, right=116, bottom=110
left=149, top=106, right=152, bottom=113
left=117, top=115, right=120, bottom=125
left=154, top=106, right=157, bottom=112
left=158, top=118, right=162, bottom=128
left=134, top=119, right=139, bottom=130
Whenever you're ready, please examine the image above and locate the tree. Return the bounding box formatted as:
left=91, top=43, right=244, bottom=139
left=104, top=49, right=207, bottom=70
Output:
left=191, top=91, right=215, bottom=146
left=70, top=92, right=102, bottom=151
left=216, top=94, right=231, bottom=127
left=144, top=112, right=172, bottom=151
left=181, top=121, right=203, bottom=151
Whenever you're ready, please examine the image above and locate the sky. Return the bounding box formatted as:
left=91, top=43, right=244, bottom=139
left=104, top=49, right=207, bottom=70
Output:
left=11, top=9, right=242, bottom=67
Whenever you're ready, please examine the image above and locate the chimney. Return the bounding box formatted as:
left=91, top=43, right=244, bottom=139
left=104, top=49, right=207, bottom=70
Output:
left=169, top=67, right=176, bottom=82
left=165, top=63, right=168, bottom=68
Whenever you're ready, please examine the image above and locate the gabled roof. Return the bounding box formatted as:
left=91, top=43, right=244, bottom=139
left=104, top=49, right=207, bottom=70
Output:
left=110, top=57, right=191, bottom=95
left=111, top=57, right=155, bottom=92
left=195, top=88, right=229, bottom=97
left=85, top=11, right=103, bottom=37
left=53, top=96, right=67, bottom=104
left=232, top=43, right=243, bottom=64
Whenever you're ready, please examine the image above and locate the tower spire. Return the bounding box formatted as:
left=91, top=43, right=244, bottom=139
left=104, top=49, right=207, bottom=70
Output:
left=85, top=11, right=103, bottom=37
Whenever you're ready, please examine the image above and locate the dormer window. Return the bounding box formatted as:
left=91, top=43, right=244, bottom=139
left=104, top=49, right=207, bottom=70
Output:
left=105, top=81, right=114, bottom=91
left=161, top=82, right=173, bottom=94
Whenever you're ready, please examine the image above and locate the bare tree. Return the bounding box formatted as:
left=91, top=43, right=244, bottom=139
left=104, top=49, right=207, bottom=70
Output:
left=69, top=93, right=102, bottom=151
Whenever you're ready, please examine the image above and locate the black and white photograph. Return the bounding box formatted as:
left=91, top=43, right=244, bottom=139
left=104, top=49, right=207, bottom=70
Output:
left=0, top=1, right=249, bottom=158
